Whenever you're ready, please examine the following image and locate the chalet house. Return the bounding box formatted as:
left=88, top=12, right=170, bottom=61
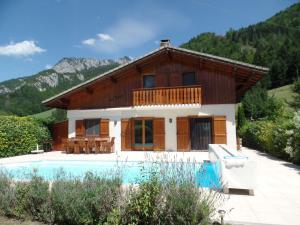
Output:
left=43, top=40, right=268, bottom=152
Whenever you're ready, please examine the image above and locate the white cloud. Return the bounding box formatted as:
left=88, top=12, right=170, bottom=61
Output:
left=45, top=64, right=52, bottom=69
left=81, top=18, right=156, bottom=53
left=97, top=33, right=114, bottom=41
left=0, top=40, right=46, bottom=57
left=82, top=38, right=96, bottom=46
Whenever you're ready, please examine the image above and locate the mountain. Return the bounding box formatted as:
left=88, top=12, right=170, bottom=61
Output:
left=181, top=3, right=300, bottom=89
left=0, top=57, right=131, bottom=116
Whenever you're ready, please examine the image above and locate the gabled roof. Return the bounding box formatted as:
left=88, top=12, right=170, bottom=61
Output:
left=42, top=45, right=269, bottom=106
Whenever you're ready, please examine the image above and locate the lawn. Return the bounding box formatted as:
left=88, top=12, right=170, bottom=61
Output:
left=268, top=84, right=295, bottom=110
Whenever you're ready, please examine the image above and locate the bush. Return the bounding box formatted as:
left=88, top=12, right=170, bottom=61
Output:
left=0, top=172, right=16, bottom=217
left=0, top=164, right=221, bottom=225
left=0, top=116, right=50, bottom=158
left=240, top=117, right=292, bottom=161
left=122, top=174, right=161, bottom=224
left=285, top=112, right=300, bottom=164
left=51, top=172, right=122, bottom=225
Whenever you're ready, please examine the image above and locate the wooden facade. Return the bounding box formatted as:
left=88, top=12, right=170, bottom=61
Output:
left=52, top=120, right=68, bottom=150
left=44, top=47, right=267, bottom=110
left=47, top=45, right=268, bottom=152
left=75, top=119, right=110, bottom=138
left=176, top=116, right=227, bottom=151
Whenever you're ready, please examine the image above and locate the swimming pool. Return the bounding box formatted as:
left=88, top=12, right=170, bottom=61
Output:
left=0, top=160, right=221, bottom=189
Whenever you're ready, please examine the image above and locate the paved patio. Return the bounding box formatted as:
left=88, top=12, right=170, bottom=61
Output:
left=223, top=147, right=300, bottom=225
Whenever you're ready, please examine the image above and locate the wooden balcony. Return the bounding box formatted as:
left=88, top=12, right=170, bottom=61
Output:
left=133, top=85, right=202, bottom=106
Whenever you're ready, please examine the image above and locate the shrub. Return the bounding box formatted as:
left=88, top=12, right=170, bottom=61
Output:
left=0, top=116, right=50, bottom=158
left=51, top=172, right=122, bottom=225
left=285, top=112, right=300, bottom=164
left=120, top=162, right=220, bottom=225
left=0, top=164, right=221, bottom=225
left=161, top=181, right=213, bottom=225
left=0, top=172, right=16, bottom=217
left=122, top=174, right=161, bottom=225
left=240, top=117, right=292, bottom=161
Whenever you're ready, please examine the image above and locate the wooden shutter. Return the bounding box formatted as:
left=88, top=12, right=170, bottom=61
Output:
left=100, top=119, right=109, bottom=137
left=76, top=120, right=85, bottom=137
left=212, top=116, right=227, bottom=144
left=121, top=119, right=132, bottom=151
left=153, top=118, right=165, bottom=151
left=177, top=117, right=190, bottom=151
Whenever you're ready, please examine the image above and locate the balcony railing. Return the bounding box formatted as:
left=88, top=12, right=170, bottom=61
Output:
left=133, top=85, right=202, bottom=106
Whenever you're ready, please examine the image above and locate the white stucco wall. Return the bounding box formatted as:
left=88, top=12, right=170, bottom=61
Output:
left=67, top=104, right=236, bottom=152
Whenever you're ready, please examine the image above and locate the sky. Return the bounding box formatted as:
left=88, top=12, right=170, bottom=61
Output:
left=0, top=0, right=298, bottom=82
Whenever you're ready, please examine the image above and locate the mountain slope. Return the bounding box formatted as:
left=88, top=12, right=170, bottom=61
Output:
left=0, top=57, right=131, bottom=116
left=181, top=3, right=300, bottom=88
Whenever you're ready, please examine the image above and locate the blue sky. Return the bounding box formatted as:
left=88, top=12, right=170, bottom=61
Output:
left=0, top=0, right=298, bottom=82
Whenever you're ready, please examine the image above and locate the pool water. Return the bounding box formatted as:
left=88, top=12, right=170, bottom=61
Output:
left=0, top=160, right=221, bottom=189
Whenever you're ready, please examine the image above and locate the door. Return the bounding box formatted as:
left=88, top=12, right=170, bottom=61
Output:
left=134, top=119, right=153, bottom=150
left=177, top=117, right=190, bottom=151
left=190, top=118, right=212, bottom=150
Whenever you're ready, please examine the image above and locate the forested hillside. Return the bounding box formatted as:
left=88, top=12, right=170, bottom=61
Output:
left=182, top=3, right=300, bottom=88
left=0, top=58, right=130, bottom=116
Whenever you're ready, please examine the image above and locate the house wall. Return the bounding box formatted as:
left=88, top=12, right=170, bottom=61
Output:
left=67, top=104, right=236, bottom=151
left=58, top=55, right=236, bottom=110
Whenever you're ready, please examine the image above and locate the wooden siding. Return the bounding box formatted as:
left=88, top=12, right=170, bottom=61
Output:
left=176, top=117, right=190, bottom=151
left=75, top=120, right=85, bottom=137
left=121, top=119, right=132, bottom=151
left=212, top=116, right=227, bottom=144
left=133, top=86, right=201, bottom=106
left=100, top=119, right=109, bottom=137
left=153, top=118, right=165, bottom=151
left=50, top=53, right=237, bottom=110
left=52, top=120, right=68, bottom=150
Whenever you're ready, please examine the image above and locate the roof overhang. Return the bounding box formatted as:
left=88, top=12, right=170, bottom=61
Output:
left=43, top=46, right=269, bottom=108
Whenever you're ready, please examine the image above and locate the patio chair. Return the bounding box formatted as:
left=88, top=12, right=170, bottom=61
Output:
left=67, top=138, right=75, bottom=154
left=86, top=138, right=95, bottom=154
left=78, top=139, right=87, bottom=154
left=94, top=138, right=104, bottom=154
left=102, top=137, right=115, bottom=153
left=62, top=138, right=68, bottom=153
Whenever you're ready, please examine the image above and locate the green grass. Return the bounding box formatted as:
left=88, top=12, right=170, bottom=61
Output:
left=268, top=84, right=295, bottom=110
left=30, top=109, right=55, bottom=120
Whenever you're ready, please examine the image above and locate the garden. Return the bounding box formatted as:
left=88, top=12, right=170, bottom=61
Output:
left=237, top=78, right=300, bottom=164
left=0, top=163, right=224, bottom=225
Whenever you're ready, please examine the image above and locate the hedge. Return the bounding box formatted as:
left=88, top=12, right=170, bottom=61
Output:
left=239, top=112, right=300, bottom=164
left=0, top=164, right=221, bottom=225
left=0, top=116, right=50, bottom=158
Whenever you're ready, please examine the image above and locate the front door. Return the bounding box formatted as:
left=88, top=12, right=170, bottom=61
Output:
left=190, top=118, right=212, bottom=150
left=134, top=119, right=153, bottom=150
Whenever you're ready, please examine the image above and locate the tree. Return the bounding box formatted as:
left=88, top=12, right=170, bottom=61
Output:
left=242, top=83, right=282, bottom=120
left=290, top=78, right=300, bottom=110
left=237, top=105, right=246, bottom=130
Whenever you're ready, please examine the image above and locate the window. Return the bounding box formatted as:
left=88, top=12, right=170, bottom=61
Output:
left=182, top=72, right=196, bottom=86
left=143, top=75, right=155, bottom=88
left=134, top=119, right=153, bottom=149
left=85, top=119, right=100, bottom=136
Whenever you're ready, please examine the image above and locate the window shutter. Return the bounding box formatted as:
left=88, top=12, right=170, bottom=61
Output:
left=121, top=119, right=132, bottom=151
left=100, top=119, right=109, bottom=137
left=212, top=116, right=227, bottom=144
left=76, top=120, right=85, bottom=137
left=153, top=118, right=165, bottom=151
left=176, top=117, right=190, bottom=151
